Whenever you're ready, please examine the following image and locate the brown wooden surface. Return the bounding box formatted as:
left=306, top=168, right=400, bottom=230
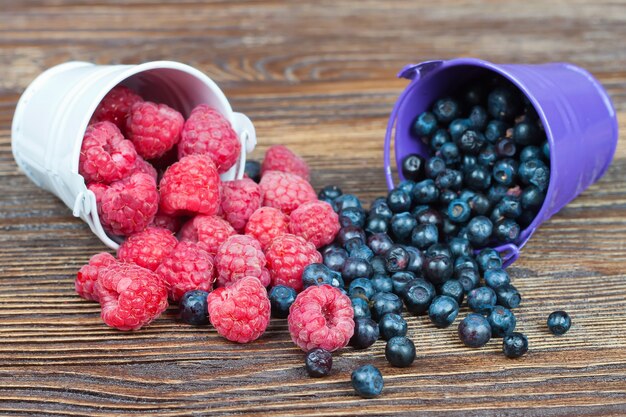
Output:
left=1, top=1, right=626, bottom=416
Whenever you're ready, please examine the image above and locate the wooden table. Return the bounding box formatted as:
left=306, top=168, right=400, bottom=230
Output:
left=1, top=1, right=625, bottom=416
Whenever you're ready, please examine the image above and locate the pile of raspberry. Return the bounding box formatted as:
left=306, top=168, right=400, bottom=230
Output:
left=76, top=86, right=347, bottom=349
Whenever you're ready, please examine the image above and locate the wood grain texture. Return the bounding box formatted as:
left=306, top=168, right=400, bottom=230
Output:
left=1, top=1, right=626, bottom=415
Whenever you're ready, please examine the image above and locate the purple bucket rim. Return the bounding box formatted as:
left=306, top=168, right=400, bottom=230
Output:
left=383, top=57, right=619, bottom=265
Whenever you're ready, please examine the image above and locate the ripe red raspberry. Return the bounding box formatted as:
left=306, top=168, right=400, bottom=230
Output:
left=179, top=215, right=236, bottom=255
left=288, top=285, right=355, bottom=352
left=90, top=172, right=159, bottom=236
left=90, top=86, right=143, bottom=134
left=245, top=207, right=290, bottom=250
left=159, top=154, right=221, bottom=216
left=98, top=263, right=169, bottom=331
left=151, top=210, right=183, bottom=233
left=117, top=227, right=178, bottom=271
left=220, top=178, right=261, bottom=232
left=79, top=121, right=137, bottom=184
left=75, top=252, right=116, bottom=302
left=265, top=234, right=322, bottom=291
left=126, top=101, right=184, bottom=160
left=259, top=170, right=316, bottom=215
left=289, top=201, right=340, bottom=248
left=178, top=104, right=241, bottom=174
left=131, top=156, right=158, bottom=182
left=261, top=145, right=310, bottom=180
left=207, top=276, right=270, bottom=343
left=156, top=241, right=215, bottom=301
left=215, top=235, right=270, bottom=287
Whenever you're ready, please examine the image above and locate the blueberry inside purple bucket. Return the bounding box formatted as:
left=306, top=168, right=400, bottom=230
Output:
left=384, top=58, right=619, bottom=266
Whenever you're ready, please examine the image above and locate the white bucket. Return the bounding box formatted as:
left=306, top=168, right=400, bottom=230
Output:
left=11, top=61, right=257, bottom=249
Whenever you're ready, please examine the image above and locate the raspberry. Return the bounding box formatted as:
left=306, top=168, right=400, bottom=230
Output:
left=179, top=215, right=236, bottom=255
left=90, top=86, right=143, bottom=134
left=261, top=145, right=310, bottom=180
left=117, top=227, right=178, bottom=271
left=178, top=104, right=241, bottom=174
left=259, top=170, right=316, bottom=215
left=79, top=121, right=137, bottom=184
left=215, top=235, right=270, bottom=287
left=288, top=285, right=355, bottom=352
left=90, top=172, right=159, bottom=236
left=156, top=241, right=215, bottom=301
left=289, top=201, right=340, bottom=248
left=75, top=252, right=116, bottom=302
left=151, top=210, right=183, bottom=233
left=245, top=207, right=290, bottom=250
left=98, top=263, right=169, bottom=331
left=265, top=234, right=322, bottom=291
left=159, top=155, right=221, bottom=216
left=220, top=178, right=261, bottom=232
left=126, top=101, right=184, bottom=160
left=131, top=156, right=158, bottom=182
left=207, top=276, right=270, bottom=343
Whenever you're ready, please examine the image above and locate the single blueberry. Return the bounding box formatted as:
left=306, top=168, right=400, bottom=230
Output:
left=371, top=291, right=403, bottom=321
left=542, top=140, right=550, bottom=159
left=430, top=129, right=451, bottom=151
left=302, top=263, right=336, bottom=288
left=468, top=105, right=488, bottom=130
left=485, top=120, right=508, bottom=143
left=468, top=192, right=491, bottom=216
left=487, top=86, right=522, bottom=121
left=495, top=137, right=517, bottom=158
left=349, top=278, right=375, bottom=300
left=323, top=247, right=348, bottom=272
left=337, top=226, right=367, bottom=246
left=492, top=159, right=517, bottom=186
left=495, top=284, right=521, bottom=309
left=351, top=297, right=371, bottom=319
left=178, top=290, right=210, bottom=325
left=448, top=199, right=471, bottom=223
left=519, top=145, right=543, bottom=162
left=484, top=268, right=510, bottom=289
left=521, top=185, right=545, bottom=212
left=305, top=348, right=333, bottom=377
left=425, top=243, right=452, bottom=259
left=339, top=207, right=367, bottom=228
left=488, top=305, right=517, bottom=337
left=384, top=245, right=410, bottom=273
left=318, top=185, right=343, bottom=201
left=387, top=189, right=412, bottom=213
left=437, top=142, right=461, bottom=165
left=411, top=224, right=439, bottom=249
left=454, top=254, right=478, bottom=272
left=513, top=120, right=541, bottom=146
left=351, top=364, right=384, bottom=398
left=503, top=332, right=528, bottom=358
left=268, top=286, right=297, bottom=319
left=348, top=242, right=374, bottom=261
left=478, top=144, right=497, bottom=168
left=463, top=83, right=488, bottom=106
left=244, top=160, right=261, bottom=183
left=371, top=274, right=394, bottom=294
left=476, top=248, right=502, bottom=272
left=350, top=318, right=380, bottom=350
left=425, top=156, right=447, bottom=179
left=457, top=130, right=486, bottom=155
left=461, top=154, right=478, bottom=174
left=415, top=208, right=443, bottom=229
left=458, top=313, right=492, bottom=348
left=449, top=118, right=472, bottom=141
left=369, top=199, right=394, bottom=221
left=403, top=279, right=436, bottom=315
left=341, top=257, right=373, bottom=284
left=466, top=216, right=493, bottom=247
left=494, top=219, right=521, bottom=243
left=401, top=154, right=426, bottom=182
left=428, top=295, right=460, bottom=328
left=433, top=97, right=460, bottom=123
left=412, top=111, right=438, bottom=137
left=439, top=189, right=458, bottom=206
left=365, top=215, right=389, bottom=235
left=379, top=313, right=408, bottom=340
left=390, top=212, right=417, bottom=243
left=438, top=279, right=465, bottom=304
left=367, top=233, right=394, bottom=256
left=496, top=196, right=522, bottom=219
left=412, top=179, right=440, bottom=204
left=370, top=256, right=387, bottom=275
left=442, top=216, right=460, bottom=238
left=424, top=254, right=453, bottom=285
left=385, top=336, right=416, bottom=368
left=519, top=158, right=550, bottom=191
left=487, top=184, right=509, bottom=205
left=404, top=246, right=425, bottom=274
left=436, top=169, right=463, bottom=191
left=547, top=310, right=571, bottom=335
left=467, top=286, right=497, bottom=314
left=465, top=166, right=492, bottom=191
left=397, top=180, right=417, bottom=196
left=455, top=267, right=480, bottom=294
left=448, top=237, right=472, bottom=259
left=335, top=194, right=363, bottom=212
left=390, top=271, right=418, bottom=297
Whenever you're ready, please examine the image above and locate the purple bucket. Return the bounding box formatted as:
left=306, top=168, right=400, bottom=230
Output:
left=384, top=58, right=619, bottom=266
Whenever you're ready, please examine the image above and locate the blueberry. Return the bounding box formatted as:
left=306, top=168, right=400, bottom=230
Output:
left=547, top=310, right=571, bottom=335
left=442, top=216, right=460, bottom=237
left=457, top=130, right=486, bottom=155
left=370, top=256, right=387, bottom=275
left=384, top=245, right=410, bottom=273
left=466, top=216, right=493, bottom=247
left=411, top=224, right=439, bottom=249
left=371, top=274, right=394, bottom=294
left=436, top=169, right=463, bottom=191
left=178, top=290, right=210, bottom=325
left=367, top=233, right=394, bottom=256
left=415, top=208, right=443, bottom=229
left=425, top=243, right=452, bottom=259
left=485, top=120, right=508, bottom=143
left=447, top=199, right=471, bottom=223
left=424, top=254, right=453, bottom=285
left=337, top=226, right=367, bottom=246
left=487, top=184, right=508, bottom=205
left=468, top=105, right=488, bottom=130
left=412, top=179, right=440, bottom=204
left=365, top=215, right=389, bottom=235
left=341, top=257, right=373, bottom=284
left=369, top=200, right=393, bottom=221
left=412, top=111, right=438, bottom=137
left=302, top=263, right=337, bottom=288
left=495, top=137, right=517, bottom=158
left=521, top=185, right=545, bottom=212
left=484, top=268, right=510, bottom=289
left=379, top=313, right=407, bottom=340
left=465, top=166, right=492, bottom=191
left=448, top=237, right=472, bottom=259
left=371, top=291, right=403, bottom=321
left=461, top=155, right=478, bottom=174
left=350, top=318, right=380, bottom=349
left=487, top=86, right=522, bottom=121
left=391, top=271, right=418, bottom=296
left=454, top=254, right=478, bottom=272
left=463, top=83, right=488, bottom=106
left=467, top=286, right=497, bottom=314
left=385, top=336, right=416, bottom=368
left=437, top=142, right=461, bottom=165
left=513, top=121, right=541, bottom=146
left=542, top=141, right=550, bottom=159
left=476, top=248, right=502, bottom=272
left=268, top=286, right=297, bottom=319
left=492, top=159, right=517, bottom=186
left=428, top=295, right=460, bottom=328
left=401, top=154, right=426, bottom=182
left=390, top=212, right=417, bottom=243
left=351, top=297, right=371, bottom=319
left=344, top=237, right=364, bottom=254
left=502, top=332, right=528, bottom=358
left=425, top=156, right=447, bottom=179
left=335, top=194, right=363, bottom=212
left=496, top=196, right=522, bottom=219
left=468, top=192, right=491, bottom=216
left=518, top=210, right=536, bottom=229
left=439, top=189, right=458, bottom=206
left=387, top=189, right=412, bottom=213
left=349, top=278, right=375, bottom=300
left=519, top=158, right=550, bottom=191
left=433, top=97, right=460, bottom=123
left=494, top=219, right=520, bottom=243
left=478, top=145, right=497, bottom=168
left=405, top=246, right=425, bottom=274
left=495, top=284, right=521, bottom=309
left=318, top=185, right=343, bottom=201
left=488, top=305, right=517, bottom=337
left=438, top=279, right=465, bottom=304
left=339, top=207, right=366, bottom=228
left=455, top=267, right=480, bottom=294
left=397, top=180, right=416, bottom=196
left=305, top=348, right=333, bottom=377
left=323, top=247, right=348, bottom=272
left=351, top=364, right=384, bottom=398
left=430, top=129, right=451, bottom=151
left=347, top=242, right=374, bottom=261
left=519, top=145, right=543, bottom=162
left=244, top=160, right=261, bottom=183
left=458, top=313, right=492, bottom=348
left=449, top=118, right=472, bottom=141
left=404, top=279, right=436, bottom=315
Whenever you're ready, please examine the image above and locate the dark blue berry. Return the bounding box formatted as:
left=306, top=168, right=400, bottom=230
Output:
left=412, top=111, right=438, bottom=137
left=521, top=185, right=545, bottom=212
left=438, top=279, right=465, bottom=304
left=341, top=257, right=373, bottom=284
left=390, top=271, right=418, bottom=297
left=478, top=145, right=497, bottom=168
left=404, top=279, right=436, bottom=315
left=351, top=297, right=371, bottom=319
left=302, top=263, right=335, bottom=288
left=484, top=268, right=510, bottom=289
left=513, top=120, right=541, bottom=146
left=387, top=189, right=412, bottom=213
left=436, top=169, right=463, bottom=191
left=305, top=348, right=333, bottom=377
left=371, top=274, right=394, bottom=294
left=495, top=284, right=521, bottom=309
left=428, top=295, right=460, bottom=328
left=430, top=129, right=451, bottom=151
left=439, top=189, right=458, bottom=206
left=542, top=140, right=550, bottom=159
left=449, top=118, right=471, bottom=141
left=349, top=278, right=375, bottom=300
left=492, top=159, right=517, bottom=186
left=323, top=247, right=348, bottom=272
left=401, top=154, right=426, bottom=182
left=369, top=199, right=393, bottom=221
left=467, top=286, right=497, bottom=314
left=318, top=185, right=343, bottom=201
left=465, top=166, right=492, bottom=191
left=178, top=290, right=209, bottom=325
left=347, top=242, right=374, bottom=261
left=466, top=216, right=493, bottom=247
left=461, top=155, right=478, bottom=174
left=405, top=246, right=424, bottom=274
left=458, top=313, right=492, bottom=348
left=351, top=364, right=384, bottom=398
left=350, top=318, right=380, bottom=349
left=448, top=237, right=472, bottom=259
left=370, top=256, right=387, bottom=275
left=447, top=199, right=471, bottom=223
left=455, top=267, right=480, bottom=294
left=488, top=305, right=516, bottom=337
left=468, top=192, right=491, bottom=216
left=496, top=196, right=522, bottom=219
left=424, top=254, right=453, bottom=285
left=411, top=223, right=439, bottom=249
left=335, top=194, right=363, bottom=212
left=385, top=336, right=416, bottom=367
left=337, top=226, right=367, bottom=246
left=519, top=145, right=542, bottom=162
left=384, top=245, right=409, bottom=273
left=425, top=243, right=452, bottom=259
left=495, top=137, right=517, bottom=158
left=268, top=286, right=297, bottom=319
left=487, top=86, right=522, bottom=121
left=457, top=130, right=486, bottom=155
left=442, top=216, right=460, bottom=237
left=494, top=219, right=520, bottom=243
left=425, top=156, right=447, bottom=179
left=412, top=179, right=440, bottom=204
left=463, top=83, right=488, bottom=106
left=437, top=142, right=461, bottom=165
left=415, top=208, right=443, bottom=229
left=519, top=158, right=550, bottom=191
left=502, top=332, right=528, bottom=358
left=397, top=180, right=416, bottom=196
left=365, top=215, right=389, bottom=235
left=547, top=310, right=571, bottom=335
left=454, top=254, right=478, bottom=272
left=476, top=248, right=502, bottom=272
left=390, top=212, right=417, bottom=243
left=371, top=291, right=403, bottom=321
left=367, top=233, right=394, bottom=256
left=433, top=97, right=460, bottom=123
left=379, top=313, right=407, bottom=340
left=485, top=120, right=508, bottom=143
left=339, top=207, right=366, bottom=228
left=487, top=184, right=508, bottom=205
left=244, top=160, right=261, bottom=183
left=468, top=106, right=488, bottom=130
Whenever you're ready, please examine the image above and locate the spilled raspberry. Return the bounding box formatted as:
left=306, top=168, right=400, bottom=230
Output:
left=215, top=235, right=269, bottom=287
left=265, top=234, right=322, bottom=291
left=117, top=227, right=178, bottom=271
left=156, top=241, right=215, bottom=301
left=289, top=200, right=340, bottom=248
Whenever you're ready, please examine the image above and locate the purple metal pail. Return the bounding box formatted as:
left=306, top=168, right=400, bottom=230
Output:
left=384, top=58, right=618, bottom=266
